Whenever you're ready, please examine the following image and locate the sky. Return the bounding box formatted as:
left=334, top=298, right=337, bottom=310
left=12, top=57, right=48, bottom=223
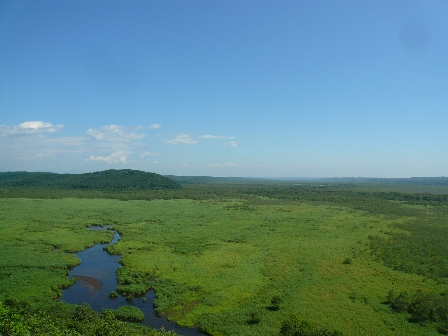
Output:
left=1, top=0, right=447, bottom=177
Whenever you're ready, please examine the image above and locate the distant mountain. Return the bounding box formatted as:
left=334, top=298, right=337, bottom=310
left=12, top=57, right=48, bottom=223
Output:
left=307, top=177, right=448, bottom=185
left=165, top=175, right=250, bottom=184
left=166, top=175, right=448, bottom=186
left=0, top=169, right=182, bottom=190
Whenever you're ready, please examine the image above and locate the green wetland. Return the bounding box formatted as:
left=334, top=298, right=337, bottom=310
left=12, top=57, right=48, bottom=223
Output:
left=2, top=172, right=448, bottom=335
left=61, top=228, right=203, bottom=335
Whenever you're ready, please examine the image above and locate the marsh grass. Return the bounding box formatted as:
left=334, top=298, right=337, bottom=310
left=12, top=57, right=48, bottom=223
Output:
left=1, top=195, right=447, bottom=335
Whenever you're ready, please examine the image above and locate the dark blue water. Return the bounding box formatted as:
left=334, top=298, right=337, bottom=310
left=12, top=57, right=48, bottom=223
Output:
left=61, top=229, right=204, bottom=336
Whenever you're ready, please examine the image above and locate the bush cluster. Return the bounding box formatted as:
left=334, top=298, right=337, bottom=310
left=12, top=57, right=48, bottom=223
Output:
left=280, top=316, right=343, bottom=336
left=387, top=289, right=448, bottom=333
left=0, top=301, right=176, bottom=336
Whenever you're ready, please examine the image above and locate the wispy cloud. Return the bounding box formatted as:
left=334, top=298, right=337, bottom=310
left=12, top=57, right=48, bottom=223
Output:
left=0, top=121, right=239, bottom=172
left=0, top=121, right=64, bottom=136
left=197, top=135, right=236, bottom=139
left=0, top=121, right=82, bottom=164
left=166, top=133, right=198, bottom=145
left=149, top=124, right=162, bottom=129
left=88, top=151, right=128, bottom=164
left=0, top=122, right=145, bottom=167
left=166, top=133, right=238, bottom=145
left=206, top=163, right=235, bottom=168
left=18, top=121, right=64, bottom=133
left=225, top=141, right=240, bottom=147
left=86, top=125, right=145, bottom=142
left=140, top=151, right=159, bottom=158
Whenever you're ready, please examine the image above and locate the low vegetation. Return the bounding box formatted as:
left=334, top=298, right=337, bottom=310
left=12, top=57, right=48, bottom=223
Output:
left=386, top=289, right=448, bottom=334
left=1, top=172, right=448, bottom=335
left=0, top=301, right=175, bottom=336
left=108, top=305, right=145, bottom=322
left=280, top=316, right=343, bottom=336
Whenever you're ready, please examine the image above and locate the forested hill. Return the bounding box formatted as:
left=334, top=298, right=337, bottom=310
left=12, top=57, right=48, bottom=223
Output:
left=0, top=169, right=182, bottom=190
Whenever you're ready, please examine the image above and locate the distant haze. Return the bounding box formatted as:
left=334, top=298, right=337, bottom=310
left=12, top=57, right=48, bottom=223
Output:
left=1, top=1, right=447, bottom=177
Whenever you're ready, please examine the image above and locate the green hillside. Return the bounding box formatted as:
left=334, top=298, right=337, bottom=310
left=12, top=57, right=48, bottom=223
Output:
left=0, top=169, right=182, bottom=191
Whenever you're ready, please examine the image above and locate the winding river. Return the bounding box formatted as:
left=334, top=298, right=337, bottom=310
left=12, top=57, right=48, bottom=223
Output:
left=61, top=226, right=204, bottom=336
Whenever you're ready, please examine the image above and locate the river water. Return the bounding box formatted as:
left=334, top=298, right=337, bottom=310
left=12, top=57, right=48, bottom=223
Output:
left=61, top=228, right=204, bottom=336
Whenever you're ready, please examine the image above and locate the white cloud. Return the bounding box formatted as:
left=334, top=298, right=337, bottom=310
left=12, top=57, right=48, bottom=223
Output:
left=225, top=141, right=240, bottom=147
left=166, top=133, right=198, bottom=145
left=166, top=133, right=237, bottom=145
left=140, top=151, right=159, bottom=158
left=86, top=125, right=145, bottom=142
left=198, top=135, right=236, bottom=139
left=0, top=122, right=150, bottom=168
left=0, top=121, right=64, bottom=136
left=0, top=122, right=77, bottom=163
left=19, top=121, right=63, bottom=132
left=88, top=151, right=128, bottom=164
left=0, top=121, right=241, bottom=172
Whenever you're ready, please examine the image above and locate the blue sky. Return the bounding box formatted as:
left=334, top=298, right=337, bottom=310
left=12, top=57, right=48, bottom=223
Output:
left=1, top=0, right=447, bottom=177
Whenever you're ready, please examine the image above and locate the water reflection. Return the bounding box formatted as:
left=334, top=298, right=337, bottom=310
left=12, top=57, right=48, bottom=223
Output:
left=62, top=230, right=204, bottom=336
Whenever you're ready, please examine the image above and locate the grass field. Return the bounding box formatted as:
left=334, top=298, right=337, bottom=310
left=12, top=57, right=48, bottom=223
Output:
left=2, top=193, right=448, bottom=335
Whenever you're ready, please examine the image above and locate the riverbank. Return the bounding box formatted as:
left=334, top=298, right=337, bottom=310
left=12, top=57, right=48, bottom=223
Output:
left=62, top=228, right=205, bottom=336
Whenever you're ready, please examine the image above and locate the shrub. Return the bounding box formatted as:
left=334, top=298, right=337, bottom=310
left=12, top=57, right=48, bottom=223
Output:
left=280, top=316, right=343, bottom=336
left=269, top=296, right=283, bottom=311
left=110, top=305, right=144, bottom=322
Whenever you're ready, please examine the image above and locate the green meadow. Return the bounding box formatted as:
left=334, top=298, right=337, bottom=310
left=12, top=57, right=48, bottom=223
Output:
left=2, top=181, right=448, bottom=335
